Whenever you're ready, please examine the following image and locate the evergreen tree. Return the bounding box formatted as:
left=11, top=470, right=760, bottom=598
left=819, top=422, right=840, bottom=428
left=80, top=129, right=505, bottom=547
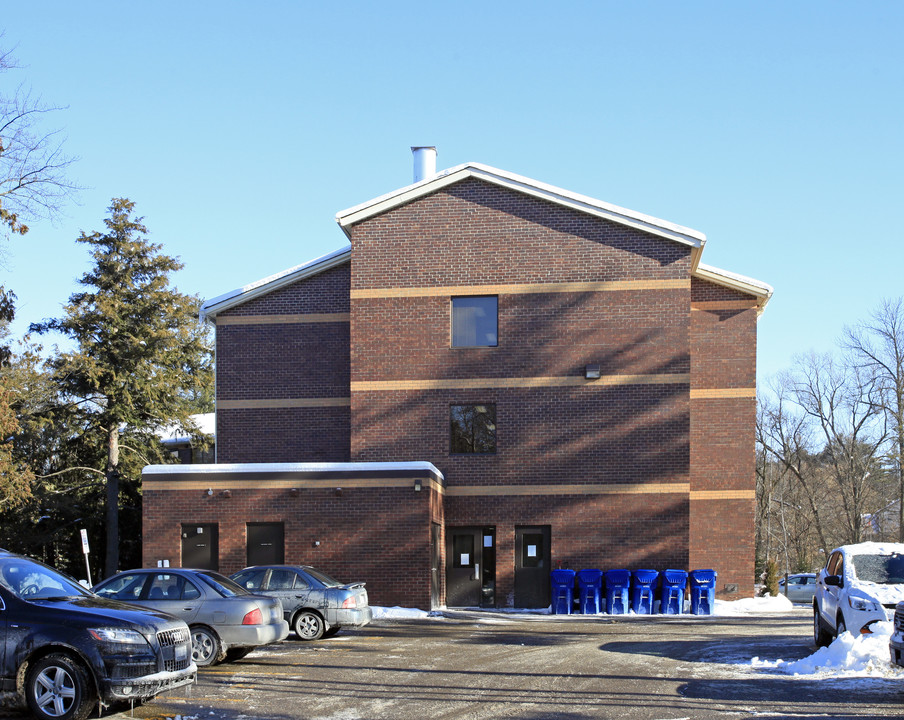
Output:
left=31, top=199, right=213, bottom=576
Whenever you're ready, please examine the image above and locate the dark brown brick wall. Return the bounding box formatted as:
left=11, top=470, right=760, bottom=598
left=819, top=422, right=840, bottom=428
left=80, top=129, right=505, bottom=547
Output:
left=143, top=483, right=442, bottom=608
left=689, top=276, right=758, bottom=597
left=215, top=264, right=351, bottom=463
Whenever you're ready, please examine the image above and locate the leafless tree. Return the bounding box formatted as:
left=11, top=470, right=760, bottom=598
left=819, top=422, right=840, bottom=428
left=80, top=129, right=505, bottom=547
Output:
left=845, top=298, right=904, bottom=541
left=0, top=45, right=79, bottom=238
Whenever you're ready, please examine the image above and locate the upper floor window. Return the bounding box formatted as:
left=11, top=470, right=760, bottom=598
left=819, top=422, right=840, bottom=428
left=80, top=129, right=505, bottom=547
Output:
left=450, top=404, right=497, bottom=454
left=451, top=296, right=498, bottom=347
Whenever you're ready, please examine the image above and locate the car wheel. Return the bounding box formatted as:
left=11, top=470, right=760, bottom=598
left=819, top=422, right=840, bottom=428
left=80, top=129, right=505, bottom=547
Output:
left=323, top=626, right=340, bottom=638
left=836, top=614, right=847, bottom=637
left=294, top=610, right=325, bottom=640
left=813, top=606, right=832, bottom=647
left=191, top=626, right=222, bottom=666
left=25, top=653, right=95, bottom=720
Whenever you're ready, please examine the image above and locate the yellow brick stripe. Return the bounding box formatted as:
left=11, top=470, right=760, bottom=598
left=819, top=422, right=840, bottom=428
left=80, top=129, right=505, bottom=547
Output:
left=447, top=482, right=690, bottom=497
left=218, top=397, right=351, bottom=410
left=690, top=490, right=755, bottom=501
left=689, top=388, right=756, bottom=400
left=351, top=278, right=689, bottom=299
left=352, top=373, right=689, bottom=392
left=216, top=312, right=350, bottom=325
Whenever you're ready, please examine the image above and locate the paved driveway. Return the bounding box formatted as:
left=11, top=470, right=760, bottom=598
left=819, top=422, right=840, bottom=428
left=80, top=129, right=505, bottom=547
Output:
left=4, top=608, right=901, bottom=719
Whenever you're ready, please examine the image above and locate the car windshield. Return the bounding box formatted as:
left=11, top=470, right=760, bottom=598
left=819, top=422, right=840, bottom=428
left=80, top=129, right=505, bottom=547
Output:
left=0, top=557, right=92, bottom=600
left=197, top=571, right=251, bottom=597
left=304, top=567, right=343, bottom=587
left=851, top=552, right=904, bottom=584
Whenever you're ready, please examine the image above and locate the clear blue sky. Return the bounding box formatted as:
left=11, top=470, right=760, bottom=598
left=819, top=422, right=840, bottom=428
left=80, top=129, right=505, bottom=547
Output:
left=3, top=1, right=902, bottom=383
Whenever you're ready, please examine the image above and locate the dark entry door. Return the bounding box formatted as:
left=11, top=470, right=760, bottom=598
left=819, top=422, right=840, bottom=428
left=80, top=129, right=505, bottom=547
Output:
left=431, top=523, right=442, bottom=610
left=247, top=523, right=285, bottom=565
left=514, top=525, right=551, bottom=608
left=181, top=524, right=218, bottom=570
left=446, top=527, right=482, bottom=607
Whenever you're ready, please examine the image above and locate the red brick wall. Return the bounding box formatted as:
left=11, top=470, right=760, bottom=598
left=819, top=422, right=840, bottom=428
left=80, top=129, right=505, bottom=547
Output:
left=143, top=481, right=443, bottom=608
left=689, top=277, right=758, bottom=597
left=215, top=264, right=351, bottom=463
left=348, top=179, right=695, bottom=585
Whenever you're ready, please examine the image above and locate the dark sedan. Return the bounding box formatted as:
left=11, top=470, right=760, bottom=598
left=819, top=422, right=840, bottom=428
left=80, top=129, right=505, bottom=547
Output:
left=93, top=568, right=289, bottom=666
left=232, top=565, right=372, bottom=641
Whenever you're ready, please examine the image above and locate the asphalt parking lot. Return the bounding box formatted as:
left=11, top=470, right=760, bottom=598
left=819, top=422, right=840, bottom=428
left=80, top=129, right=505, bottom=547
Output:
left=5, top=607, right=903, bottom=719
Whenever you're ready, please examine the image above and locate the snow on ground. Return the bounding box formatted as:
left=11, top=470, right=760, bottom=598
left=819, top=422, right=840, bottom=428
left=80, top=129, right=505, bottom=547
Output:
left=749, top=621, right=904, bottom=679
left=373, top=596, right=904, bottom=680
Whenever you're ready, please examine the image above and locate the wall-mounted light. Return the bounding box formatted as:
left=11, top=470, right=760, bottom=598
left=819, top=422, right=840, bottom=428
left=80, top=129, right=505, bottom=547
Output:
left=334, top=487, right=342, bottom=497
left=312, top=540, right=320, bottom=548
left=206, top=488, right=213, bottom=496
left=289, top=488, right=299, bottom=496
left=414, top=479, right=422, bottom=492
left=585, top=363, right=601, bottom=380
left=220, top=490, right=232, bottom=499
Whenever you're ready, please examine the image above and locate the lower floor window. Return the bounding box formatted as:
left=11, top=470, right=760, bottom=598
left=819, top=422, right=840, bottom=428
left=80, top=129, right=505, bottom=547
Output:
left=450, top=404, right=496, bottom=454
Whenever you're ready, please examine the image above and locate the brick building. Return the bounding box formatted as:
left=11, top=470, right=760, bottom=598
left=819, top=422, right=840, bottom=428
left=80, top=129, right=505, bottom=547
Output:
left=142, top=150, right=772, bottom=610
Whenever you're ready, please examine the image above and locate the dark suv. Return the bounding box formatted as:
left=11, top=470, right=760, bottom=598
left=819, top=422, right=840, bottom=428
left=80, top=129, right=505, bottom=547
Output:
left=0, top=549, right=196, bottom=720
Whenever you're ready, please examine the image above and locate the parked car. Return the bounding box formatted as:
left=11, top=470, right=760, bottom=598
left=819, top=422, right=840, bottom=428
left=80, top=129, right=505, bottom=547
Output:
left=778, top=573, right=817, bottom=604
left=231, top=565, right=372, bottom=641
left=813, top=542, right=904, bottom=647
left=92, top=568, right=289, bottom=666
left=890, top=601, right=904, bottom=668
left=0, top=549, right=195, bottom=720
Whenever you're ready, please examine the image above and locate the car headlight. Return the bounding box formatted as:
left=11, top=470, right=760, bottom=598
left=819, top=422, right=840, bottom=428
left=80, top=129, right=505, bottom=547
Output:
left=88, top=628, right=150, bottom=646
left=847, top=596, right=881, bottom=612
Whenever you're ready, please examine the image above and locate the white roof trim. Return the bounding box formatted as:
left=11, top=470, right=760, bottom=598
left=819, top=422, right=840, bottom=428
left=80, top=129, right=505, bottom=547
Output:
left=143, top=461, right=444, bottom=478
left=200, top=245, right=351, bottom=321
left=694, top=263, right=774, bottom=310
left=336, top=163, right=706, bottom=249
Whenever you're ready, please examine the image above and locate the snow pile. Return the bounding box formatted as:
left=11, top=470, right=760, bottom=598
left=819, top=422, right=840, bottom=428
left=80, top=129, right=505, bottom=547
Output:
left=371, top=606, right=431, bottom=620
left=750, top=622, right=904, bottom=678
left=714, top=593, right=795, bottom=616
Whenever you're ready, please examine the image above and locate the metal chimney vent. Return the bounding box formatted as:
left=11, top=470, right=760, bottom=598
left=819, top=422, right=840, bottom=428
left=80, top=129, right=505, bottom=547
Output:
left=411, top=146, right=437, bottom=183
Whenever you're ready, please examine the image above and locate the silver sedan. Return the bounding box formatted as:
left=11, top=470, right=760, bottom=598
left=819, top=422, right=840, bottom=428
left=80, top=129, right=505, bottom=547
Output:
left=93, top=568, right=289, bottom=666
left=779, top=573, right=817, bottom=604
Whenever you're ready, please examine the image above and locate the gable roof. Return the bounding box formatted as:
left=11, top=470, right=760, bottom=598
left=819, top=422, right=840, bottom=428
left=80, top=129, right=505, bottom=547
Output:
left=202, top=162, right=772, bottom=320
left=336, top=162, right=707, bottom=252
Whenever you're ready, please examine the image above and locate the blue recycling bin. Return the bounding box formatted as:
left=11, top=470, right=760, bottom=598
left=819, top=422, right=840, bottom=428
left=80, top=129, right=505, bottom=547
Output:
left=660, top=569, right=688, bottom=615
left=690, top=568, right=717, bottom=615
left=576, top=569, right=603, bottom=614
left=604, top=569, right=631, bottom=615
left=550, top=569, right=576, bottom=615
left=631, top=569, right=659, bottom=614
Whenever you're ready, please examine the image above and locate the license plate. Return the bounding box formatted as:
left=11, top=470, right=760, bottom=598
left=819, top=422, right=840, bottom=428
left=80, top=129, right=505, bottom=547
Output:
left=175, top=644, right=188, bottom=660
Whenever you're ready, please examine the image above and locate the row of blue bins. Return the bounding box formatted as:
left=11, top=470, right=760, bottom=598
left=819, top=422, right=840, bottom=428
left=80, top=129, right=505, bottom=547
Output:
left=550, top=568, right=717, bottom=616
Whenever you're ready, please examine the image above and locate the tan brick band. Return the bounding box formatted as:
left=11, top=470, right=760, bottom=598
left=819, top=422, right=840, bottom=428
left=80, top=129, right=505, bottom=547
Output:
left=689, top=388, right=756, bottom=399
left=351, top=278, right=689, bottom=299
left=218, top=397, right=351, bottom=410
left=690, top=490, right=755, bottom=500
left=352, top=373, right=690, bottom=392
left=216, top=312, right=350, bottom=325
left=447, top=483, right=690, bottom=497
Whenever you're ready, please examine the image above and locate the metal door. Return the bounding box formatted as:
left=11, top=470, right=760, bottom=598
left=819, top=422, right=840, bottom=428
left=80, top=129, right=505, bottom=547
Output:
left=181, top=524, right=218, bottom=570
left=431, top=523, right=442, bottom=610
left=247, top=523, right=285, bottom=565
left=514, top=526, right=551, bottom=608
left=446, top=527, right=482, bottom=607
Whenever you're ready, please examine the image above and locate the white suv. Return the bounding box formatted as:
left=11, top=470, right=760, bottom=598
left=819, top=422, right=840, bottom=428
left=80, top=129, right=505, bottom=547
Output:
left=813, top=542, right=904, bottom=647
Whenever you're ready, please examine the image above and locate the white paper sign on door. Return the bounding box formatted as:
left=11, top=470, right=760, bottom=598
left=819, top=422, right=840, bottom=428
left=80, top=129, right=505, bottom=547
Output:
left=460, top=553, right=470, bottom=566
left=527, top=545, right=537, bottom=558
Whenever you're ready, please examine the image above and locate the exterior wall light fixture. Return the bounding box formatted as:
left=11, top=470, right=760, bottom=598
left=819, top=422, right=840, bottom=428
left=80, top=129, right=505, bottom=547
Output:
left=585, top=364, right=601, bottom=380
left=414, top=480, right=422, bottom=492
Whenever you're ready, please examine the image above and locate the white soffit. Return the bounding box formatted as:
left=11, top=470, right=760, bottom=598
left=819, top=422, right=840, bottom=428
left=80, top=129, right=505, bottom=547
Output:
left=335, top=163, right=707, bottom=249
left=200, top=245, right=351, bottom=321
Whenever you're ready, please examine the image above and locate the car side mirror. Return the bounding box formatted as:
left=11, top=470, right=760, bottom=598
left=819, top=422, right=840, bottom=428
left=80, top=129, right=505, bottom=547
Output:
left=824, top=575, right=842, bottom=587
